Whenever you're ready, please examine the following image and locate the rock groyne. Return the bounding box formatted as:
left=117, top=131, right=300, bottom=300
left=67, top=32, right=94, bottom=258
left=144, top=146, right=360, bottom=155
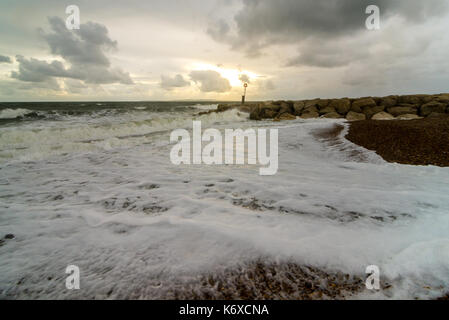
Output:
left=215, top=93, right=449, bottom=121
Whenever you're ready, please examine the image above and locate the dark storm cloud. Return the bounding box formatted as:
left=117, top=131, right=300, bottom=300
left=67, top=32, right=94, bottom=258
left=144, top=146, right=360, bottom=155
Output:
left=11, top=17, right=133, bottom=86
left=160, top=74, right=190, bottom=90
left=11, top=55, right=67, bottom=82
left=207, top=19, right=231, bottom=43
left=232, top=0, right=447, bottom=38
left=209, top=0, right=449, bottom=65
left=0, top=55, right=12, bottom=63
left=11, top=55, right=133, bottom=85
left=42, top=17, right=117, bottom=67
left=286, top=38, right=367, bottom=68
left=190, top=70, right=231, bottom=93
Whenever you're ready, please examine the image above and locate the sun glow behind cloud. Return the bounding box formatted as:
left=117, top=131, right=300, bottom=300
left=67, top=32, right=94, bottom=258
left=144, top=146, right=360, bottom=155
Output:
left=190, top=62, right=259, bottom=87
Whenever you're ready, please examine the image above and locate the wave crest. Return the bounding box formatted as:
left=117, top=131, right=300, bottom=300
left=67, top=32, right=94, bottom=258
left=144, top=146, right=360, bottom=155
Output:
left=0, top=108, right=34, bottom=119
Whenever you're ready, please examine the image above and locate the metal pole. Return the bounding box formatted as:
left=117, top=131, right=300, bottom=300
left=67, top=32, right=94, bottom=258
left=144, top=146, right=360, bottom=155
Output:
left=242, top=83, right=248, bottom=105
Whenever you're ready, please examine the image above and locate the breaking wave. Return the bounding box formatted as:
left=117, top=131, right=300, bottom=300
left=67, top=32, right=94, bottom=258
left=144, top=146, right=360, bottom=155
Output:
left=0, top=108, right=35, bottom=119
left=0, top=108, right=248, bottom=162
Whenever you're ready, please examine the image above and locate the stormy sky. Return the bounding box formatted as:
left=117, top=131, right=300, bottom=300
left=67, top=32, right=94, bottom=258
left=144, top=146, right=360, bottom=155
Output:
left=1, top=0, right=449, bottom=101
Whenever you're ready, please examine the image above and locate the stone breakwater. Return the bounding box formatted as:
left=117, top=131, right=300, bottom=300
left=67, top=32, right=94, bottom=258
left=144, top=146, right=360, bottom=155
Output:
left=212, top=93, right=449, bottom=121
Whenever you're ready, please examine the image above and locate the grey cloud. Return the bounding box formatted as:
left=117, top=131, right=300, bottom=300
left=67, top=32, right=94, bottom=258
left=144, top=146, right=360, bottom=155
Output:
left=207, top=19, right=231, bottom=43
left=11, top=55, right=133, bottom=85
left=288, top=17, right=438, bottom=69
left=11, top=55, right=68, bottom=82
left=0, top=55, right=12, bottom=63
left=190, top=70, right=231, bottom=92
left=239, top=74, right=250, bottom=83
left=64, top=79, right=88, bottom=94
left=210, top=0, right=449, bottom=62
left=261, top=79, right=275, bottom=91
left=18, top=79, right=61, bottom=91
left=65, top=64, right=133, bottom=84
left=42, top=17, right=117, bottom=66
left=286, top=39, right=367, bottom=68
left=160, top=74, right=190, bottom=90
left=11, top=17, right=133, bottom=86
left=253, top=78, right=275, bottom=91
left=0, top=79, right=59, bottom=97
left=342, top=64, right=388, bottom=87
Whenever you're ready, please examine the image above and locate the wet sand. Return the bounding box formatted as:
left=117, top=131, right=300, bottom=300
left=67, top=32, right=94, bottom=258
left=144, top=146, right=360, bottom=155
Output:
left=346, top=116, right=449, bottom=167
left=165, top=261, right=365, bottom=300
left=151, top=117, right=449, bottom=300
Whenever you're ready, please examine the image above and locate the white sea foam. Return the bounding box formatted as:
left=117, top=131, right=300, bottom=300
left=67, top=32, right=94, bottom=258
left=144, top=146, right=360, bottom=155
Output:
left=0, top=108, right=33, bottom=119
left=0, top=108, right=248, bottom=163
left=193, top=103, right=218, bottom=110
left=0, top=115, right=448, bottom=299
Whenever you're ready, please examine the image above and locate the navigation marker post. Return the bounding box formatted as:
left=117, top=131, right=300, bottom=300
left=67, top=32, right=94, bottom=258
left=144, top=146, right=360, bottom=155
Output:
left=242, top=82, right=248, bottom=105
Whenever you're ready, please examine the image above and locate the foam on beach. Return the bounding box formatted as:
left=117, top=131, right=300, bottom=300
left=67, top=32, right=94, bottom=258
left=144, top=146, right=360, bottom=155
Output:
left=0, top=108, right=34, bottom=119
left=0, top=108, right=448, bottom=299
left=0, top=106, right=248, bottom=163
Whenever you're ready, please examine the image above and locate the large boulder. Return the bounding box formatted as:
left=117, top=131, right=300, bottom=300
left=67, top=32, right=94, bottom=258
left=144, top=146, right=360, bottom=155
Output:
left=372, top=97, right=382, bottom=105
left=264, top=103, right=281, bottom=112
left=372, top=112, right=395, bottom=120
left=293, top=101, right=305, bottom=115
left=399, top=95, right=422, bottom=105
left=420, top=95, right=434, bottom=104
left=396, top=114, right=423, bottom=120
left=217, top=104, right=236, bottom=112
left=379, top=96, right=398, bottom=108
left=318, top=106, right=336, bottom=115
left=363, top=105, right=385, bottom=119
left=329, top=98, right=351, bottom=115
left=262, top=109, right=277, bottom=119
left=436, top=94, right=449, bottom=104
left=351, top=98, right=377, bottom=113
left=387, top=106, right=418, bottom=117
left=275, top=113, right=296, bottom=121
left=420, top=102, right=446, bottom=116
left=300, top=111, right=320, bottom=119
left=321, top=112, right=343, bottom=119
left=259, top=104, right=280, bottom=119
left=249, top=106, right=262, bottom=120
left=304, top=99, right=320, bottom=109
left=346, top=111, right=366, bottom=121
left=303, top=105, right=318, bottom=114
left=278, top=101, right=294, bottom=116
left=399, top=103, right=419, bottom=109
left=317, top=99, right=330, bottom=109
left=426, top=112, right=447, bottom=119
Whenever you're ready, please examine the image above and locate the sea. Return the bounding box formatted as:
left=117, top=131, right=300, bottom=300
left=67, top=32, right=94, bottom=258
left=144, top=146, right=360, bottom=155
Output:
left=0, top=101, right=448, bottom=299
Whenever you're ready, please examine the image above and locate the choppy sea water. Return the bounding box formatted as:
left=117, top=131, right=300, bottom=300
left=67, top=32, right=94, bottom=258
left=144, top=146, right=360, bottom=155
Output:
left=0, top=102, right=448, bottom=299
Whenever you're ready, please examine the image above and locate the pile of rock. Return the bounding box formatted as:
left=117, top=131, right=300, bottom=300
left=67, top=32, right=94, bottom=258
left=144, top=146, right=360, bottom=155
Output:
left=217, top=93, right=449, bottom=121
